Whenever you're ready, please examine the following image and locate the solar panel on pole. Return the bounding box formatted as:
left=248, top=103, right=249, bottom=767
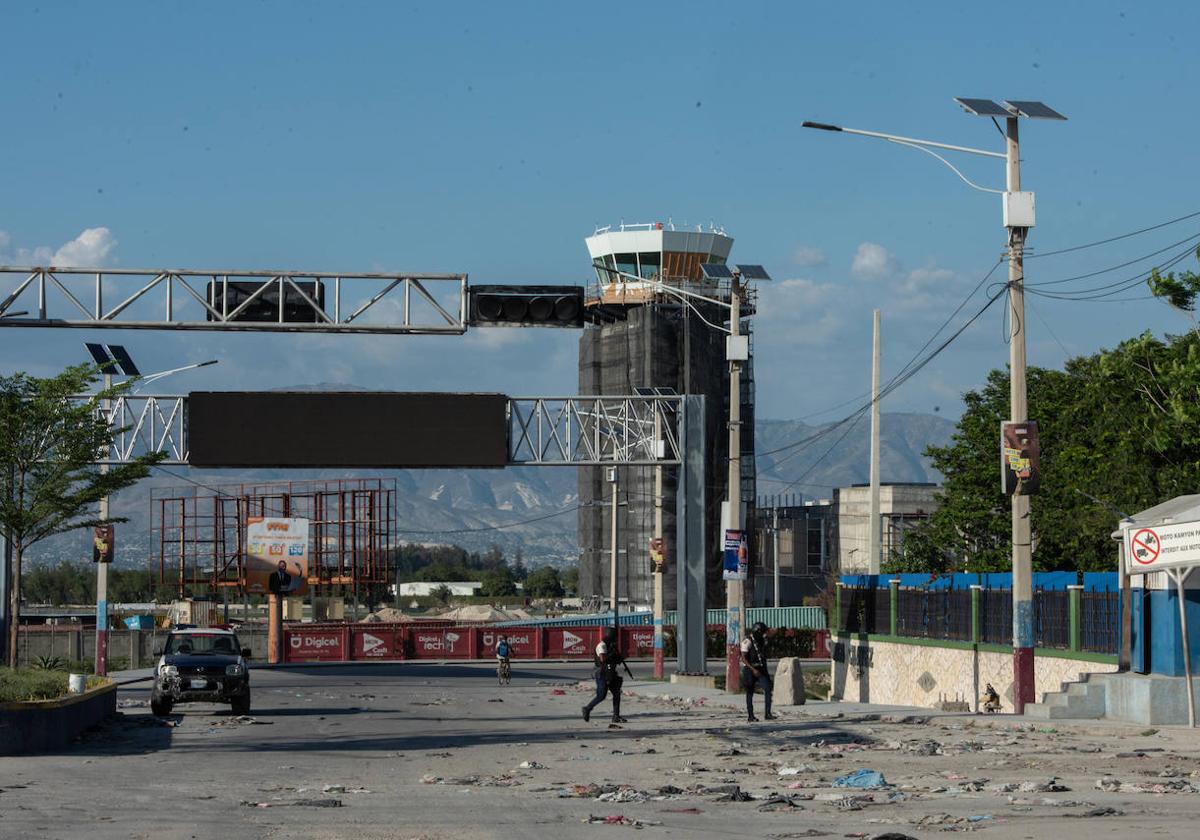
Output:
left=700, top=263, right=734, bottom=280
left=1003, top=100, right=1067, bottom=120
left=107, top=345, right=141, bottom=377
left=954, top=97, right=1011, bottom=117
left=735, top=264, right=772, bottom=281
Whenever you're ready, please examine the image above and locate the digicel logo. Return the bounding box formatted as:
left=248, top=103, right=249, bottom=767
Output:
left=303, top=636, right=340, bottom=648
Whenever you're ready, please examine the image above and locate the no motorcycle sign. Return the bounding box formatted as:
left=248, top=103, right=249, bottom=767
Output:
left=1124, top=520, right=1200, bottom=573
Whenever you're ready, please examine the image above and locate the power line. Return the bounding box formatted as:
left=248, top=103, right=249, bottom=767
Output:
left=1026, top=208, right=1200, bottom=259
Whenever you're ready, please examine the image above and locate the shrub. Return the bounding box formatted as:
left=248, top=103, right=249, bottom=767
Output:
left=0, top=668, right=70, bottom=703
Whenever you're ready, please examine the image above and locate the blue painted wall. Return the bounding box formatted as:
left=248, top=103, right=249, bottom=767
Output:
left=1131, top=587, right=1200, bottom=677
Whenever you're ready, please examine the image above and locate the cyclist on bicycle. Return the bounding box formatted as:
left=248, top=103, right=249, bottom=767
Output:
left=495, top=635, right=512, bottom=681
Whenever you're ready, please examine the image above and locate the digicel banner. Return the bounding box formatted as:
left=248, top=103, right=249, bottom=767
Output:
left=352, top=627, right=398, bottom=659
left=410, top=628, right=472, bottom=659
left=478, top=628, right=538, bottom=658
left=622, top=627, right=656, bottom=657
left=285, top=627, right=345, bottom=661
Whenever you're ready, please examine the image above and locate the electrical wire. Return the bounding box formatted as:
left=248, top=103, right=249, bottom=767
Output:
left=1023, top=231, right=1200, bottom=289
left=1025, top=208, right=1200, bottom=259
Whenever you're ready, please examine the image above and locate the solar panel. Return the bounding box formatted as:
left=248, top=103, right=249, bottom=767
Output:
left=1003, top=100, right=1067, bottom=121
left=954, top=97, right=1011, bottom=117
left=735, top=264, right=772, bottom=281
left=700, top=263, right=734, bottom=280
left=84, top=342, right=117, bottom=371
left=107, top=345, right=141, bottom=377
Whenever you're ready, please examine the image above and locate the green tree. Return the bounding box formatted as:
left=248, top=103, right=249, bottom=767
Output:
left=896, top=328, right=1200, bottom=574
left=1, top=365, right=163, bottom=665
left=524, top=566, right=564, bottom=598
left=479, top=566, right=517, bottom=597
left=430, top=584, right=453, bottom=607
left=561, top=565, right=580, bottom=596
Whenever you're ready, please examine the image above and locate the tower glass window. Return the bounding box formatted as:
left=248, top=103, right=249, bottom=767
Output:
left=615, top=253, right=638, bottom=279
left=637, top=251, right=661, bottom=280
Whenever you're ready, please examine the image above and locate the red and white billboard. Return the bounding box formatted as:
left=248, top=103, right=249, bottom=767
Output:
left=478, top=628, right=538, bottom=658
left=352, top=626, right=399, bottom=659
left=285, top=626, right=345, bottom=661
left=546, top=627, right=600, bottom=658
left=410, top=627, right=472, bottom=659
left=621, top=627, right=656, bottom=657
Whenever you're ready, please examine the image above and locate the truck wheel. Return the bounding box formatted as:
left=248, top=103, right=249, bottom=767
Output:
left=231, top=694, right=251, bottom=716
left=151, top=697, right=173, bottom=716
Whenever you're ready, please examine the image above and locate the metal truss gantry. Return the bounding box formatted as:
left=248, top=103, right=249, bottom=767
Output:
left=85, top=394, right=684, bottom=467
left=0, top=266, right=467, bottom=334
left=507, top=396, right=681, bottom=466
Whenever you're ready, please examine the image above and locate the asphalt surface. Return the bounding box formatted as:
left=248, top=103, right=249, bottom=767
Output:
left=3, top=660, right=1200, bottom=839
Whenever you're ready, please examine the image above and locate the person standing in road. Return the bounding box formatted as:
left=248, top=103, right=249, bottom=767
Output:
left=740, top=621, right=776, bottom=722
left=582, top=627, right=632, bottom=723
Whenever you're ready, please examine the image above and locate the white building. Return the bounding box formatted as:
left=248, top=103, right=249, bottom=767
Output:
left=394, top=581, right=482, bottom=597
left=836, top=483, right=940, bottom=574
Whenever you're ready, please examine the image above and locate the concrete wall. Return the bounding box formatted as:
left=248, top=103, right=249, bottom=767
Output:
left=830, top=634, right=1117, bottom=711
left=17, top=626, right=270, bottom=669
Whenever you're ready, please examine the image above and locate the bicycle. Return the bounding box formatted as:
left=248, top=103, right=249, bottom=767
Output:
left=497, top=657, right=511, bottom=685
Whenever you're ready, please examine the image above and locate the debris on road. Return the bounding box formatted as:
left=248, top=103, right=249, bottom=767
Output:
left=833, top=769, right=888, bottom=789
left=584, top=814, right=662, bottom=828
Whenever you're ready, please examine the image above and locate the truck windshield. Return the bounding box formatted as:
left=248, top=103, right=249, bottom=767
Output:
left=165, top=634, right=239, bottom=655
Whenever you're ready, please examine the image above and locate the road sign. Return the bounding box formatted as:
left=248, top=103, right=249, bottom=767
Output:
left=1124, top=520, right=1200, bottom=573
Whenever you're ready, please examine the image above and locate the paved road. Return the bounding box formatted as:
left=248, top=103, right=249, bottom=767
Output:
left=3, top=661, right=1199, bottom=839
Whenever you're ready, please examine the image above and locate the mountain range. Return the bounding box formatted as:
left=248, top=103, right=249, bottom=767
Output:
left=27, top=411, right=956, bottom=570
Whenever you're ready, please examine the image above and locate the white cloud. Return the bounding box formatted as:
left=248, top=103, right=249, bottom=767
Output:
left=51, top=227, right=117, bottom=267
left=755, top=277, right=844, bottom=346
left=850, top=241, right=899, bottom=281
left=0, top=226, right=118, bottom=267
left=792, top=245, right=827, bottom=268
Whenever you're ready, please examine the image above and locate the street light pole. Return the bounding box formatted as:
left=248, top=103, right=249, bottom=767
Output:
left=95, top=371, right=112, bottom=676
left=726, top=274, right=744, bottom=694
left=608, top=467, right=620, bottom=636
left=1005, top=115, right=1035, bottom=712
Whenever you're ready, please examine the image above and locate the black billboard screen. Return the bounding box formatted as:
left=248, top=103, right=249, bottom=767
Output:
left=188, top=392, right=509, bottom=468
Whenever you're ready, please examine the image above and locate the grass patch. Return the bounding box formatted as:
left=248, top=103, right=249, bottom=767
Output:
left=0, top=668, right=69, bottom=703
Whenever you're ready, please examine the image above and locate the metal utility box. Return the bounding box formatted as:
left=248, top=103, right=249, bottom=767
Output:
left=1003, top=191, right=1036, bottom=228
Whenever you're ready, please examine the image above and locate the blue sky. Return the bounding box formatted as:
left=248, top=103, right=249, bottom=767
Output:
left=3, top=1, right=1199, bottom=425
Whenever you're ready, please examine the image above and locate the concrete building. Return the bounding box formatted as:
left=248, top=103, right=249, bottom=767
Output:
left=835, top=482, right=940, bottom=573
left=577, top=222, right=756, bottom=610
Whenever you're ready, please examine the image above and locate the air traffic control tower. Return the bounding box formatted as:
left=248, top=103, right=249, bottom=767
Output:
left=578, top=222, right=756, bottom=610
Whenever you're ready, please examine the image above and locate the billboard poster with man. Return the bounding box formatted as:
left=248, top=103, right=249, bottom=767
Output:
left=245, top=516, right=309, bottom=597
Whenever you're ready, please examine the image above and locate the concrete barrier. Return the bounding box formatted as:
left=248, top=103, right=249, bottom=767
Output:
left=0, top=681, right=117, bottom=755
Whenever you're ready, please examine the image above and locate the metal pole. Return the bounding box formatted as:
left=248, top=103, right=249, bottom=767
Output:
left=653, top=409, right=665, bottom=679
left=869, top=309, right=882, bottom=574
left=1118, top=533, right=1132, bottom=671
left=773, top=506, right=781, bottom=608
left=1172, top=568, right=1196, bottom=728
left=95, top=372, right=111, bottom=676
left=1006, top=115, right=1035, bottom=713
left=609, top=469, right=620, bottom=635
left=726, top=276, right=744, bottom=694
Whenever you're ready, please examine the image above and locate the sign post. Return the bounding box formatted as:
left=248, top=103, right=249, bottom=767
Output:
left=1123, top=520, right=1200, bottom=728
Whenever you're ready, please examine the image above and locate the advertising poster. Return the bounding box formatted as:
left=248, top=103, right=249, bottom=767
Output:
left=1001, top=421, right=1041, bottom=496
left=92, top=524, right=114, bottom=564
left=245, top=516, right=310, bottom=597
left=723, top=529, right=748, bottom=581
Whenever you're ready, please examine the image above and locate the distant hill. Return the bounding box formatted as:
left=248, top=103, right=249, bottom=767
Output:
left=26, top=410, right=955, bottom=570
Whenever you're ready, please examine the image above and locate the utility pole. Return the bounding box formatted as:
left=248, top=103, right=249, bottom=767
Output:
left=869, top=309, right=882, bottom=575
left=653, top=409, right=665, bottom=679
left=772, top=506, right=781, bottom=608
left=95, top=370, right=111, bottom=677
left=1006, top=115, right=1035, bottom=713
left=726, top=274, right=744, bottom=694
left=608, top=467, right=620, bottom=636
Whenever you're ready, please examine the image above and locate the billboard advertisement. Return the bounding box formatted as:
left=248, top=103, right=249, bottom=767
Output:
left=479, top=628, right=538, bottom=658
left=245, top=516, right=309, bottom=597
left=352, top=626, right=399, bottom=659
left=285, top=626, right=345, bottom=661
left=410, top=628, right=472, bottom=659
left=92, top=524, right=114, bottom=564
left=546, top=627, right=600, bottom=658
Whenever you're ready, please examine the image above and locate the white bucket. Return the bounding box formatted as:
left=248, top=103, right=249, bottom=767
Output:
left=68, top=673, right=87, bottom=694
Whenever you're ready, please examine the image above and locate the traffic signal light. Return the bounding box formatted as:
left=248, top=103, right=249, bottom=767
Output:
left=206, top=280, right=326, bottom=323
left=468, top=285, right=585, bottom=327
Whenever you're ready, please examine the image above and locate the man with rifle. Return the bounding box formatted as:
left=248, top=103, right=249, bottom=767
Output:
left=581, top=626, right=633, bottom=724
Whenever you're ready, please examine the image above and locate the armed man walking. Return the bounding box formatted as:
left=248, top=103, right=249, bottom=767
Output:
left=740, top=621, right=776, bottom=722
left=582, top=627, right=633, bottom=724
